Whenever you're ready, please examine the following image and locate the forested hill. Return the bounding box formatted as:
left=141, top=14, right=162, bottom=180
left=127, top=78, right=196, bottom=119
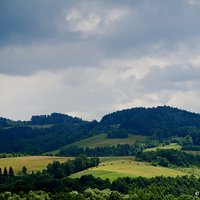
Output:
left=0, top=113, right=86, bottom=128
left=100, top=106, right=200, bottom=138
left=30, top=113, right=84, bottom=125
left=1, top=106, right=200, bottom=153
left=0, top=113, right=96, bottom=153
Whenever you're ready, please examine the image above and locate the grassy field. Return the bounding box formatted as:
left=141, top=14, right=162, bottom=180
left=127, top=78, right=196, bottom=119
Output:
left=144, top=143, right=181, bottom=152
left=0, top=155, right=192, bottom=180
left=71, top=134, right=145, bottom=147
left=50, top=133, right=145, bottom=155
left=70, top=157, right=188, bottom=181
left=0, top=156, right=72, bottom=174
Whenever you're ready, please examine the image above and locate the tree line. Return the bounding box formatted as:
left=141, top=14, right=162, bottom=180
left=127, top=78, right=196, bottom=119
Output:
left=136, top=149, right=200, bottom=167
left=1, top=172, right=200, bottom=199
left=57, top=144, right=142, bottom=157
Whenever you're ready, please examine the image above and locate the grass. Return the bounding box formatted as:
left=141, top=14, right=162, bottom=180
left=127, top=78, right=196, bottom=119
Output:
left=27, top=124, right=53, bottom=129
left=50, top=134, right=145, bottom=155
left=99, top=156, right=133, bottom=163
left=177, top=167, right=200, bottom=178
left=0, top=156, right=72, bottom=174
left=70, top=157, right=188, bottom=181
left=182, top=150, right=200, bottom=155
left=0, top=155, right=191, bottom=181
left=144, top=143, right=181, bottom=152
left=72, top=134, right=145, bottom=148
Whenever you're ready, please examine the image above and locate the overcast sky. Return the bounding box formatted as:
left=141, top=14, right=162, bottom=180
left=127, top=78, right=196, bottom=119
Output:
left=1, top=0, right=200, bottom=121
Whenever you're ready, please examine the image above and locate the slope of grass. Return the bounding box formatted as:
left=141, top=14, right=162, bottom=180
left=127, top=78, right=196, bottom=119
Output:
left=70, top=158, right=188, bottom=181
left=49, top=134, right=145, bottom=155
left=144, top=143, right=181, bottom=152
left=73, top=134, right=145, bottom=147
left=177, top=167, right=200, bottom=177
left=0, top=156, right=71, bottom=174
left=182, top=150, right=200, bottom=155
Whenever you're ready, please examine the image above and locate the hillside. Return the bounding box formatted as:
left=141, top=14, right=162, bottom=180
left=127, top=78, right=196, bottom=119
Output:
left=0, top=156, right=70, bottom=173
left=1, top=106, right=200, bottom=153
left=68, top=133, right=145, bottom=148
left=50, top=133, right=145, bottom=154
left=70, top=157, right=188, bottom=181
left=100, top=106, right=200, bottom=145
left=144, top=143, right=182, bottom=152
left=0, top=113, right=94, bottom=153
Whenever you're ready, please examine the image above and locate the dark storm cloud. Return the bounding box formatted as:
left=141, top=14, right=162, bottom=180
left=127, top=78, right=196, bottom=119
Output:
left=1, top=0, right=200, bottom=75
left=100, top=0, right=200, bottom=57
left=0, top=0, right=76, bottom=45
left=0, top=0, right=199, bottom=46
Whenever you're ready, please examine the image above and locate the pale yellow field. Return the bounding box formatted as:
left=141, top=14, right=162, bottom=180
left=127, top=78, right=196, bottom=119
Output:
left=0, top=156, right=72, bottom=174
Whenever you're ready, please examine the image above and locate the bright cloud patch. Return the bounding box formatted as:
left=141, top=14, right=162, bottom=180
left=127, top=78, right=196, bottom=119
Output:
left=65, top=8, right=127, bottom=34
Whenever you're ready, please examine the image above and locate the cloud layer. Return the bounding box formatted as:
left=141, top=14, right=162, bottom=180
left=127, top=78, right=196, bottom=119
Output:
left=1, top=0, right=200, bottom=120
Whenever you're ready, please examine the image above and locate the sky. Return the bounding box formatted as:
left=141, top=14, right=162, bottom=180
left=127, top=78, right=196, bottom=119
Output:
left=1, top=0, right=200, bottom=121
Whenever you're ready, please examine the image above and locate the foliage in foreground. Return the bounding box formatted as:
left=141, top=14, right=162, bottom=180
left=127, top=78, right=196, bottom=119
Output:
left=0, top=188, right=200, bottom=200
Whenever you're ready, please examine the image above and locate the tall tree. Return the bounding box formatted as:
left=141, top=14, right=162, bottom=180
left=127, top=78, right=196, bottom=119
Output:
left=21, top=166, right=27, bottom=174
left=3, top=167, right=7, bottom=176
left=8, top=167, right=14, bottom=177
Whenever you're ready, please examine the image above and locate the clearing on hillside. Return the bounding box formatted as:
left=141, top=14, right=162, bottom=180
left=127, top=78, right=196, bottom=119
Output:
left=71, top=133, right=145, bottom=148
left=0, top=156, right=71, bottom=174
left=144, top=143, right=181, bottom=152
left=50, top=133, right=145, bottom=155
left=70, top=157, right=188, bottom=181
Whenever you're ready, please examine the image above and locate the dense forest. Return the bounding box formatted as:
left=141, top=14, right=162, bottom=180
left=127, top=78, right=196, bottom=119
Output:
left=57, top=144, right=139, bottom=157
left=0, top=106, right=200, bottom=153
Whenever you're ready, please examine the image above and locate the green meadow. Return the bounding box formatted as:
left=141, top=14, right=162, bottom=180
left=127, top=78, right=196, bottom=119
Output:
left=144, top=143, right=182, bottom=152
left=70, top=157, right=188, bottom=181
left=50, top=133, right=145, bottom=155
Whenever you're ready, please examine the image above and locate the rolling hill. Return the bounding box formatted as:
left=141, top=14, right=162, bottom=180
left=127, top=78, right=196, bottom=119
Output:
left=70, top=157, right=188, bottom=181
left=0, top=156, right=71, bottom=174
left=1, top=106, right=200, bottom=154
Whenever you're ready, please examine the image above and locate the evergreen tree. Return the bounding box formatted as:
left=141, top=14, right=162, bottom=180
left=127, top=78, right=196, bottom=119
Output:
left=3, top=167, right=7, bottom=176
left=8, top=167, right=14, bottom=177
left=21, top=166, right=27, bottom=174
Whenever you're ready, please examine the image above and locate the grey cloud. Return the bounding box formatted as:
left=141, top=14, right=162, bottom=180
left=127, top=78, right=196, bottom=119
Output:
left=1, top=0, right=200, bottom=75
left=95, top=0, right=200, bottom=57
left=138, top=65, right=200, bottom=93
left=0, top=0, right=77, bottom=45
left=0, top=41, right=104, bottom=75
